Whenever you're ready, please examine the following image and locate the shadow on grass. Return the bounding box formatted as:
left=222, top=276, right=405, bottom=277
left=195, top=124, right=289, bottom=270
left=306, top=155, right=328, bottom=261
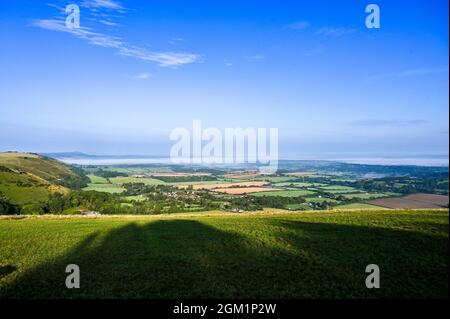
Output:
left=1, top=219, right=448, bottom=299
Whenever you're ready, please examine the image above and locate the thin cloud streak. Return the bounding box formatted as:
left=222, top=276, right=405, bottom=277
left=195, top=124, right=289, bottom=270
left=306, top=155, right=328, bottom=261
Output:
left=286, top=21, right=310, bottom=30
left=367, top=65, right=449, bottom=81
left=81, top=0, right=124, bottom=10
left=315, top=27, right=356, bottom=37
left=399, top=66, right=449, bottom=77
left=32, top=19, right=200, bottom=67
left=349, top=119, right=427, bottom=127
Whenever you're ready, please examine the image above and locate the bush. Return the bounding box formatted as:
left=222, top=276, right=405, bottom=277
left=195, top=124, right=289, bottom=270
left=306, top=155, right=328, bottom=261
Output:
left=21, top=203, right=45, bottom=215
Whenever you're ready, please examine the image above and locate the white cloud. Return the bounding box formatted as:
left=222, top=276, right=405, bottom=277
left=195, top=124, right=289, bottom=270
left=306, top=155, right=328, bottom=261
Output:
left=168, top=38, right=185, bottom=44
left=315, top=27, right=356, bottom=37
left=349, top=119, right=427, bottom=127
left=286, top=21, right=310, bottom=30
left=251, top=55, right=265, bottom=60
left=135, top=73, right=151, bottom=80
left=98, top=19, right=119, bottom=27
left=81, top=0, right=124, bottom=10
left=399, top=66, right=449, bottom=77
left=367, top=65, right=449, bottom=81
left=32, top=19, right=200, bottom=67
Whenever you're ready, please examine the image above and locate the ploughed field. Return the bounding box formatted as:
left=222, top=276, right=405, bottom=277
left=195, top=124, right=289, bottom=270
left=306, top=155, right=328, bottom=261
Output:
left=0, top=209, right=448, bottom=299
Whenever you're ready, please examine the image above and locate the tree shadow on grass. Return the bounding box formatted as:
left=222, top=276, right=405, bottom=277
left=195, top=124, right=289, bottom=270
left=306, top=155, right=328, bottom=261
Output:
left=267, top=219, right=449, bottom=298
left=1, top=219, right=448, bottom=299
left=0, top=265, right=16, bottom=279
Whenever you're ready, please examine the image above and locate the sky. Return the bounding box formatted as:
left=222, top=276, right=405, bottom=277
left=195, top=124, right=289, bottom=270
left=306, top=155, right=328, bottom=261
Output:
left=0, top=0, right=448, bottom=160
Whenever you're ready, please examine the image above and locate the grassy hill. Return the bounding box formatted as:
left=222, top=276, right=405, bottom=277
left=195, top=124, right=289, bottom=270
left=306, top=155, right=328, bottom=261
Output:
left=0, top=152, right=89, bottom=205
left=0, top=209, right=447, bottom=298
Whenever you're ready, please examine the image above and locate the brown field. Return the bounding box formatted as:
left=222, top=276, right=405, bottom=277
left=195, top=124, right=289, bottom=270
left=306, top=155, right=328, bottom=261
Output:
left=367, top=193, right=449, bottom=209
left=283, top=172, right=316, bottom=177
left=178, top=181, right=269, bottom=190
left=213, top=187, right=283, bottom=194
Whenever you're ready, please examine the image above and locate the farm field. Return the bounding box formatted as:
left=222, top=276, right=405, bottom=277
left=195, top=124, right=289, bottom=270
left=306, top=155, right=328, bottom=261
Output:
left=318, top=186, right=362, bottom=194
left=178, top=181, right=269, bottom=190
left=109, top=176, right=166, bottom=185
left=342, top=193, right=399, bottom=200
left=212, top=187, right=282, bottom=195
left=251, top=189, right=315, bottom=197
left=283, top=172, right=316, bottom=177
left=368, top=193, right=449, bottom=209
left=273, top=182, right=326, bottom=187
left=284, top=203, right=311, bottom=210
left=0, top=209, right=447, bottom=299
left=83, top=183, right=125, bottom=194
left=334, top=203, right=382, bottom=209
left=85, top=174, right=108, bottom=184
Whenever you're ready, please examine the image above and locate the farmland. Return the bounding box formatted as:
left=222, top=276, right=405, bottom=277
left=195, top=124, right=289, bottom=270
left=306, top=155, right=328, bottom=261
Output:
left=1, top=153, right=448, bottom=215
left=0, top=209, right=448, bottom=298
left=251, top=189, right=315, bottom=197
left=368, top=193, right=450, bottom=209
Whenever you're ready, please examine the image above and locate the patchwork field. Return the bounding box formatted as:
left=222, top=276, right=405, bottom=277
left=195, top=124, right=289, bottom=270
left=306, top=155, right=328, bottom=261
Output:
left=273, top=182, right=326, bottom=188
left=0, top=209, right=447, bottom=299
left=251, top=189, right=315, bottom=197
left=342, top=193, right=398, bottom=200
left=178, top=181, right=269, bottom=190
left=283, top=172, right=316, bottom=177
left=368, top=193, right=449, bottom=209
left=213, top=187, right=282, bottom=194
left=109, top=176, right=166, bottom=185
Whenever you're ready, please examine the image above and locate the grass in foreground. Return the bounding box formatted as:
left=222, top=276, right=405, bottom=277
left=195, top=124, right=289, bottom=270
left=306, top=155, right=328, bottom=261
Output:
left=0, top=209, right=448, bottom=299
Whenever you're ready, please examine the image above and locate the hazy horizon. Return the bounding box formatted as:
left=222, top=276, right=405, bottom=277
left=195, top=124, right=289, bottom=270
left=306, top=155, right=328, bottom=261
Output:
left=1, top=0, right=449, bottom=159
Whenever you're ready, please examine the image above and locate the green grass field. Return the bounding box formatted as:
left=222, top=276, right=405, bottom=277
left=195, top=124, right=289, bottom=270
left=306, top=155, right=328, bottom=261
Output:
left=273, top=182, right=325, bottom=188
left=83, top=183, right=125, bottom=194
left=251, top=190, right=315, bottom=197
left=108, top=176, right=166, bottom=185
left=86, top=174, right=109, bottom=184
left=284, top=203, right=311, bottom=210
left=342, top=193, right=397, bottom=200
left=334, top=203, right=382, bottom=209
left=0, top=209, right=448, bottom=299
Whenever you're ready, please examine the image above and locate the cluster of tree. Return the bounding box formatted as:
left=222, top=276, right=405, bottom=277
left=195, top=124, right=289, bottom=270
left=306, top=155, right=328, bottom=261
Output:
left=18, top=191, right=122, bottom=215
left=328, top=175, right=449, bottom=195
left=58, top=166, right=91, bottom=189
left=0, top=194, right=20, bottom=215
left=122, top=183, right=176, bottom=196
left=225, top=195, right=300, bottom=211
left=93, top=169, right=128, bottom=178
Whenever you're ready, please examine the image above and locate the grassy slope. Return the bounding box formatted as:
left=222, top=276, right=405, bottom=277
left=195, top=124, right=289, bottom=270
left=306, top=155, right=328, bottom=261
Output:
left=0, top=152, right=85, bottom=204
left=0, top=209, right=448, bottom=299
left=0, top=152, right=79, bottom=184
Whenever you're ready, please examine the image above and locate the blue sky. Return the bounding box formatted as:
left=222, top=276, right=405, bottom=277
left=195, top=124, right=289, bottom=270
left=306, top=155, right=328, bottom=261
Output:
left=0, top=0, right=448, bottom=159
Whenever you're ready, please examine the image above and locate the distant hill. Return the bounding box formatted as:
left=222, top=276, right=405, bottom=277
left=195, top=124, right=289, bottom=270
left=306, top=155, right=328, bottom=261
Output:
left=0, top=152, right=89, bottom=205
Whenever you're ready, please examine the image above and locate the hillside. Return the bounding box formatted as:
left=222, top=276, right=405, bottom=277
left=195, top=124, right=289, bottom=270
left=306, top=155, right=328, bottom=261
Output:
left=0, top=209, right=448, bottom=298
left=0, top=152, right=89, bottom=206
